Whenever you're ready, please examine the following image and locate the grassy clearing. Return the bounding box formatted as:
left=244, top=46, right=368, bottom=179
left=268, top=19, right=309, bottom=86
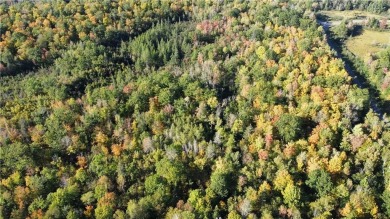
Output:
left=318, top=10, right=390, bottom=60
left=319, top=10, right=389, bottom=21
left=345, top=30, right=390, bottom=60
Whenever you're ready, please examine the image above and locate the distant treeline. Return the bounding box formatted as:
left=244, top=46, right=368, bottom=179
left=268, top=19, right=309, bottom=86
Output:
left=310, top=0, right=390, bottom=13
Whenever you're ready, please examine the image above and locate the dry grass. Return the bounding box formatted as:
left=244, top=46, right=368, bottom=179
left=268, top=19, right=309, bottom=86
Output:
left=346, top=30, right=390, bottom=60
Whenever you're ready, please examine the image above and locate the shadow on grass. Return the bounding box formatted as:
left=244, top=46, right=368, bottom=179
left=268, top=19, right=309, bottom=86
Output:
left=351, top=25, right=364, bottom=37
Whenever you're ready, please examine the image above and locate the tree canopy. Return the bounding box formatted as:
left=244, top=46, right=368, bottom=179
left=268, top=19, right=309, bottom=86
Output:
left=0, top=0, right=389, bottom=218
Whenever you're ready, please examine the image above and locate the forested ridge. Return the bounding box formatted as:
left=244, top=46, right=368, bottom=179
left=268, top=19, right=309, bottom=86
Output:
left=0, top=0, right=389, bottom=218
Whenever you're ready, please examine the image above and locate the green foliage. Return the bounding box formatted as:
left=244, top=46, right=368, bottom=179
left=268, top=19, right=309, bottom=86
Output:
left=331, top=21, right=349, bottom=40
left=312, top=0, right=389, bottom=13
left=126, top=199, right=150, bottom=219
left=275, top=114, right=303, bottom=142
left=209, top=171, right=235, bottom=199
left=0, top=1, right=389, bottom=218
left=378, top=48, right=390, bottom=69
left=282, top=183, right=301, bottom=207
left=156, top=158, right=186, bottom=185
left=306, top=169, right=333, bottom=197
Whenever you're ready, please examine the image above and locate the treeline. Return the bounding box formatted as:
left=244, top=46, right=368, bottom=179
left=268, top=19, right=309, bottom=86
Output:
left=310, top=0, right=390, bottom=13
left=0, top=0, right=390, bottom=219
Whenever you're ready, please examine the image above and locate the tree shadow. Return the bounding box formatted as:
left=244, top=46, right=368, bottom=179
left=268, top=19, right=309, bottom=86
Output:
left=0, top=60, right=37, bottom=77
left=381, top=100, right=390, bottom=115
left=64, top=77, right=89, bottom=98
left=99, top=29, right=131, bottom=47
left=351, top=24, right=364, bottom=37
left=316, top=13, right=331, bottom=22
left=301, top=117, right=317, bottom=139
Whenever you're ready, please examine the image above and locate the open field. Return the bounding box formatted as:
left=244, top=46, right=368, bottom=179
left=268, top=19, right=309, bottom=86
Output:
left=319, top=10, right=389, bottom=21
left=345, top=30, right=390, bottom=60
left=317, top=10, right=390, bottom=60
left=318, top=10, right=390, bottom=27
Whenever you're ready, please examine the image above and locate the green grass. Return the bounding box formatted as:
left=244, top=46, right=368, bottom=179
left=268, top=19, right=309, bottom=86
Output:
left=345, top=30, right=390, bottom=61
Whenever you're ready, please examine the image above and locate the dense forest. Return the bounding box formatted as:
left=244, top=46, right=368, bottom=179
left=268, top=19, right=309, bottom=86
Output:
left=0, top=0, right=389, bottom=218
